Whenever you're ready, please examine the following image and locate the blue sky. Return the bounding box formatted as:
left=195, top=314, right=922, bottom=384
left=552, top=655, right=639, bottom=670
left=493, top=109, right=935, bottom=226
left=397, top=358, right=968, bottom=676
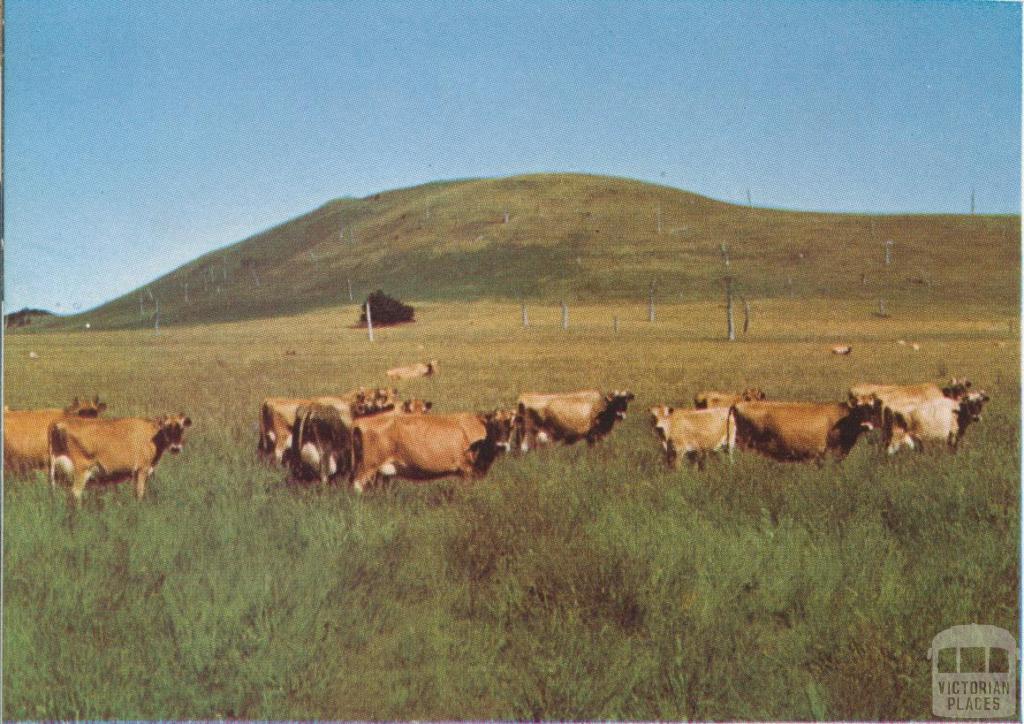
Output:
left=5, top=0, right=1021, bottom=312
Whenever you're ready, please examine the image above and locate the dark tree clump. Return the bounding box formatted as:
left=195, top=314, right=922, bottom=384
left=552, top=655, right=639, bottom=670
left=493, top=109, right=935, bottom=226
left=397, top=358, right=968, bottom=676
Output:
left=359, top=290, right=415, bottom=326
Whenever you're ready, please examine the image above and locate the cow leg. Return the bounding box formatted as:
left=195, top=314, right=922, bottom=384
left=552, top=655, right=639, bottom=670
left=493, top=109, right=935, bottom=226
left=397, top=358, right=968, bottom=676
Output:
left=69, top=469, right=91, bottom=506
left=134, top=469, right=150, bottom=500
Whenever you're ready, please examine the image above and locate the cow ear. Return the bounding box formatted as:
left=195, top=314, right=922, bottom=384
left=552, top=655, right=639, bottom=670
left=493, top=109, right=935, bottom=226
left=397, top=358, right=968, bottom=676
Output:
left=667, top=406, right=674, bottom=415
left=182, top=415, right=192, bottom=428
left=425, top=401, right=433, bottom=411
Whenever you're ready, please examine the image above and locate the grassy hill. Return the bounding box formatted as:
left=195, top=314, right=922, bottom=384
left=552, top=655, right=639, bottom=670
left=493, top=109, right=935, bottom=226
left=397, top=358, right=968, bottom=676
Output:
left=36, top=173, right=1020, bottom=329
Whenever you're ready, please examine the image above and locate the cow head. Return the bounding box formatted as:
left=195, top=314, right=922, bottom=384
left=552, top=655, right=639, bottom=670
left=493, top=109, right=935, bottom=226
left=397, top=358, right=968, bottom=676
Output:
left=958, top=390, right=990, bottom=429
left=483, top=409, right=516, bottom=452
left=356, top=388, right=397, bottom=416
left=741, top=387, right=767, bottom=402
left=649, top=405, right=673, bottom=450
left=155, top=414, right=192, bottom=454
left=65, top=395, right=107, bottom=417
left=469, top=409, right=517, bottom=475
left=427, top=360, right=439, bottom=375
left=943, top=377, right=972, bottom=400
left=604, top=390, right=635, bottom=420
left=402, top=398, right=432, bottom=414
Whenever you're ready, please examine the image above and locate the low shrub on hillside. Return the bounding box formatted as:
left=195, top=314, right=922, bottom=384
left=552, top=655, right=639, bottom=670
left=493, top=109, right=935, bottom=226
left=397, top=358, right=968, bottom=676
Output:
left=358, top=290, right=414, bottom=326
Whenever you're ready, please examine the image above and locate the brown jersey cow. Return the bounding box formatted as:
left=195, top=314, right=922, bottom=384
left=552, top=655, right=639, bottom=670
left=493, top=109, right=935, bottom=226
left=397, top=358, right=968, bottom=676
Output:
left=386, top=360, right=438, bottom=380
left=884, top=391, right=989, bottom=454
left=48, top=414, right=192, bottom=503
left=731, top=401, right=873, bottom=462
left=515, top=389, right=634, bottom=451
left=351, top=410, right=514, bottom=492
left=4, top=396, right=107, bottom=474
left=258, top=387, right=396, bottom=465
left=693, top=387, right=766, bottom=409
left=649, top=405, right=735, bottom=469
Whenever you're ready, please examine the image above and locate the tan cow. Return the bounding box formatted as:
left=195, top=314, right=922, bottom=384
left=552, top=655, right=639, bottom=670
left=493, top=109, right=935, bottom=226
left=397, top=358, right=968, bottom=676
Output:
left=693, top=387, right=766, bottom=409
left=515, top=389, right=634, bottom=451
left=386, top=360, right=438, bottom=380
left=351, top=410, right=515, bottom=492
left=883, top=391, right=990, bottom=454
left=848, top=378, right=972, bottom=427
left=649, top=405, right=735, bottom=469
left=4, top=396, right=107, bottom=474
left=731, top=401, right=874, bottom=462
left=48, top=414, right=192, bottom=503
left=258, top=387, right=396, bottom=465
left=831, top=345, right=853, bottom=355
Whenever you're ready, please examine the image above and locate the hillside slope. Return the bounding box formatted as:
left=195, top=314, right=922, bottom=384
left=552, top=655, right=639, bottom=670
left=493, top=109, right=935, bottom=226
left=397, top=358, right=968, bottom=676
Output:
left=41, top=174, right=1021, bottom=329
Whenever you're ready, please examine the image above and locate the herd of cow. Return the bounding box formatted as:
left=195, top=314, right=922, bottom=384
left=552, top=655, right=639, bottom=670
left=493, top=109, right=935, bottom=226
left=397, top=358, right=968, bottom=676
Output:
left=2, top=365, right=989, bottom=505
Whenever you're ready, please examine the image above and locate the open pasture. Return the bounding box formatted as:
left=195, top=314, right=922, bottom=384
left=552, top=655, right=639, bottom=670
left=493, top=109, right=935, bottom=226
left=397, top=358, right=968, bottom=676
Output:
left=3, top=299, right=1019, bottom=719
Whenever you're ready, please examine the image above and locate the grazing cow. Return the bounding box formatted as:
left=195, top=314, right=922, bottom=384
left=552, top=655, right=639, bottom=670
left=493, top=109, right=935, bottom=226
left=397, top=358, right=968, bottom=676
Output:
left=883, top=391, right=990, bottom=454
left=4, top=396, right=107, bottom=473
left=515, top=389, right=634, bottom=451
left=731, top=401, right=874, bottom=462
left=848, top=379, right=972, bottom=426
left=831, top=345, right=852, bottom=355
left=693, top=387, right=766, bottom=409
left=258, top=387, right=396, bottom=465
left=649, top=405, right=735, bottom=469
left=48, top=414, right=192, bottom=503
left=351, top=410, right=515, bottom=492
left=288, top=403, right=355, bottom=484
left=386, top=360, right=438, bottom=380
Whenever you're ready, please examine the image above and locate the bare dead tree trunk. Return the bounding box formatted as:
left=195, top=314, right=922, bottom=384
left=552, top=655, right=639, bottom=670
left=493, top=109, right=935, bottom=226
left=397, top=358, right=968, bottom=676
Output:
left=742, top=296, right=750, bottom=334
left=521, top=301, right=529, bottom=328
left=613, top=315, right=619, bottom=333
left=366, top=301, right=374, bottom=342
left=347, top=278, right=353, bottom=301
left=561, top=301, right=569, bottom=330
left=648, top=282, right=655, bottom=322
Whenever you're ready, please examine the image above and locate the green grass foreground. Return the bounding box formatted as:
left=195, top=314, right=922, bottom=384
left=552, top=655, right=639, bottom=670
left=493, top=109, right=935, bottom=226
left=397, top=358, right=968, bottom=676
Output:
left=4, top=300, right=1019, bottom=719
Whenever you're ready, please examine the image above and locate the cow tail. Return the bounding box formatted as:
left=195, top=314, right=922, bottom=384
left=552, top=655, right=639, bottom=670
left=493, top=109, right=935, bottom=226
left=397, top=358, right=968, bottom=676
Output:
left=258, top=401, right=273, bottom=457
left=48, top=422, right=68, bottom=484
left=350, top=427, right=363, bottom=486
left=513, top=402, right=527, bottom=452
left=726, top=406, right=736, bottom=462
left=291, top=407, right=309, bottom=474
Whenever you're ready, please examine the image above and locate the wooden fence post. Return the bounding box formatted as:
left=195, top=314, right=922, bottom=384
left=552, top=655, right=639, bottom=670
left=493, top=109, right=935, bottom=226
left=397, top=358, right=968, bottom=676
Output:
left=347, top=278, right=353, bottom=302
left=648, top=282, right=655, bottom=322
left=613, top=315, right=619, bottom=333
left=725, top=276, right=735, bottom=341
left=521, top=301, right=529, bottom=328
left=561, top=301, right=569, bottom=330
left=742, top=296, right=750, bottom=334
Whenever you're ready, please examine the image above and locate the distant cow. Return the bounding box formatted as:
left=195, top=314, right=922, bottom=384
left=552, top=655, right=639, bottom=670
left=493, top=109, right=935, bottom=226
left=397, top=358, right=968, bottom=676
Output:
left=883, top=390, right=990, bottom=454
left=693, top=387, right=766, bottom=409
left=515, top=389, right=634, bottom=451
left=288, top=403, right=355, bottom=484
left=4, top=396, right=107, bottom=474
left=649, top=405, right=735, bottom=469
left=731, top=401, right=874, bottom=462
left=831, top=345, right=852, bottom=355
left=386, top=360, right=438, bottom=380
left=48, top=414, right=192, bottom=503
left=351, top=410, right=515, bottom=492
left=258, top=387, right=396, bottom=465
